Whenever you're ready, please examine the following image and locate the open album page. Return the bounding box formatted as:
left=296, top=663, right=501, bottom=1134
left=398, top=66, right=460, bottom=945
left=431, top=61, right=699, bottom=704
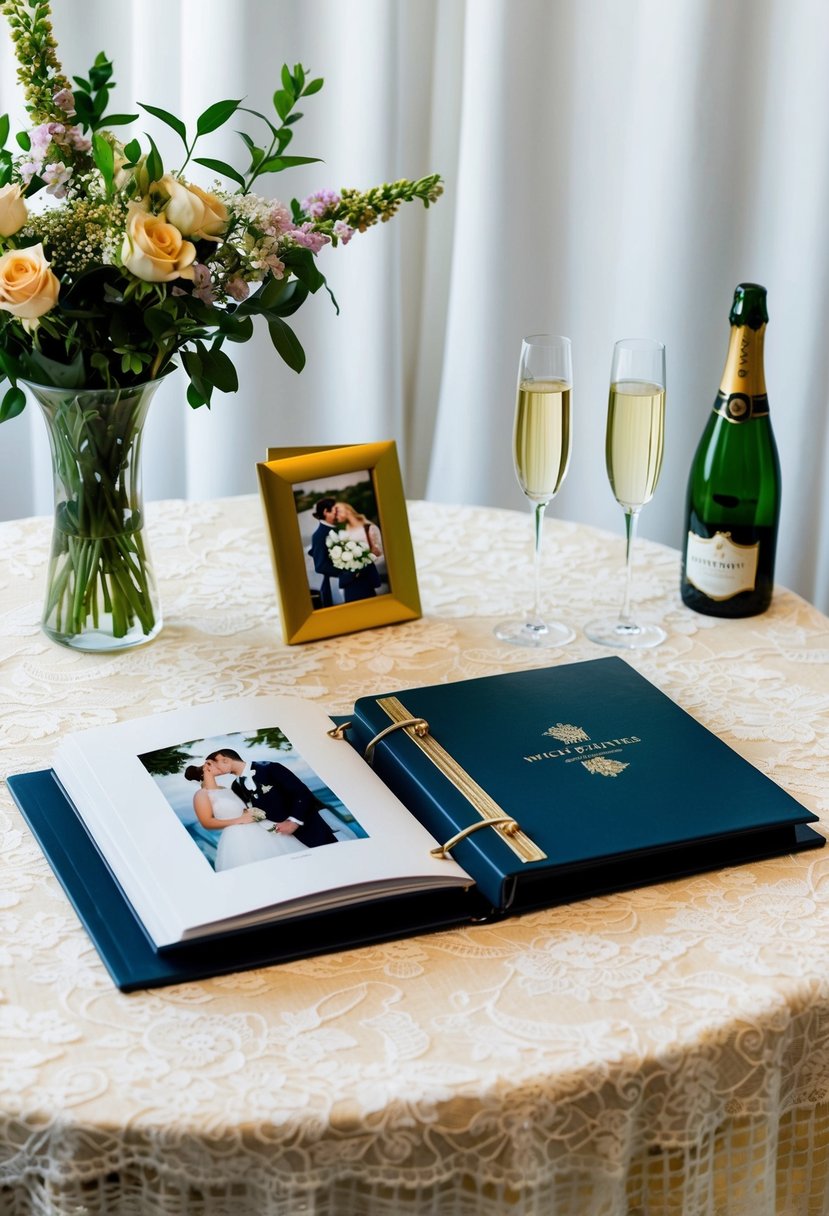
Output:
left=53, top=696, right=471, bottom=948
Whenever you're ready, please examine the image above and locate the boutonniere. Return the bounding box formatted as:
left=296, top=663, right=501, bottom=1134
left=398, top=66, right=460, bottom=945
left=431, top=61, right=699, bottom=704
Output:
left=260, top=784, right=273, bottom=794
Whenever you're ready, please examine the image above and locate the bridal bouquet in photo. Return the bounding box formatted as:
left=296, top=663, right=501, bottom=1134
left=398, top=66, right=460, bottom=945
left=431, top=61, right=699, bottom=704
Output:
left=325, top=529, right=374, bottom=573
left=0, top=0, right=441, bottom=651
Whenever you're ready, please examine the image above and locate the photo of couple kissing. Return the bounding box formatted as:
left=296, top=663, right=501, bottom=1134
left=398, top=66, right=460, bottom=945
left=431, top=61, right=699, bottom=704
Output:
left=309, top=497, right=385, bottom=607
left=184, top=746, right=337, bottom=873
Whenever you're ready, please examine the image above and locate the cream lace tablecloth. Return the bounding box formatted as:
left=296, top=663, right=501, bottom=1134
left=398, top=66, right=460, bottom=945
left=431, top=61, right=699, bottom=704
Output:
left=2, top=496, right=829, bottom=1216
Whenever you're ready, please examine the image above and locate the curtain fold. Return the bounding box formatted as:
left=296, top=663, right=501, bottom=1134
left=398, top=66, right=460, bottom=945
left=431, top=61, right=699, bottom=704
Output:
left=1, top=0, right=827, bottom=611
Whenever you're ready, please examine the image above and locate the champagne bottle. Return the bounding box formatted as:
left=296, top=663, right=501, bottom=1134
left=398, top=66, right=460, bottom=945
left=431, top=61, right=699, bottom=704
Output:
left=680, top=283, right=781, bottom=617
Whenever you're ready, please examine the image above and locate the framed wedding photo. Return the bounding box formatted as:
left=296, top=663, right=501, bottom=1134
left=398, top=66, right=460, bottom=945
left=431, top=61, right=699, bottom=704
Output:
left=257, top=441, right=422, bottom=644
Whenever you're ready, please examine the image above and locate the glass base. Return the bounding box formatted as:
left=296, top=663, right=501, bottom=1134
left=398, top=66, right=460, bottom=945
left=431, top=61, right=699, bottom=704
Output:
left=43, top=613, right=163, bottom=653
left=584, top=616, right=666, bottom=650
left=493, top=618, right=576, bottom=648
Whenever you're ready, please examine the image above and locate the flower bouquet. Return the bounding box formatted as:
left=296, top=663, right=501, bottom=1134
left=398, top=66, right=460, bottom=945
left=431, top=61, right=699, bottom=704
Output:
left=325, top=529, right=375, bottom=574
left=0, top=0, right=441, bottom=650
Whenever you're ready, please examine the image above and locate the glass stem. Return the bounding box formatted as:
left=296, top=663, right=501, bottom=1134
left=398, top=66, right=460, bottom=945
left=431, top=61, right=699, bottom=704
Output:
left=620, top=509, right=639, bottom=625
left=529, top=500, right=547, bottom=628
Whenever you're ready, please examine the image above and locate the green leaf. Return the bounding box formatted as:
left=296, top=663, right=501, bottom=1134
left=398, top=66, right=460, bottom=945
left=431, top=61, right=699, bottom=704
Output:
left=72, top=94, right=95, bottom=129
left=201, top=345, right=239, bottom=394
left=181, top=349, right=210, bottom=401
left=24, top=173, right=45, bottom=197
left=145, top=133, right=164, bottom=184
left=258, top=274, right=294, bottom=309
left=196, top=98, right=242, bottom=136
left=0, top=115, right=8, bottom=147
left=123, top=137, right=141, bottom=164
left=0, top=385, right=25, bottom=423
left=257, top=154, right=321, bottom=174
left=222, top=313, right=254, bottom=343
left=92, top=131, right=115, bottom=191
left=303, top=77, right=324, bottom=96
left=193, top=157, right=246, bottom=188
left=266, top=280, right=309, bottom=318
left=237, top=106, right=279, bottom=139
left=138, top=102, right=187, bottom=145
left=281, top=64, right=294, bottom=95
left=73, top=75, right=91, bottom=92
left=267, top=317, right=305, bottom=373
left=89, top=52, right=114, bottom=89
left=99, top=112, right=139, bottom=127
left=281, top=246, right=325, bottom=293
left=294, top=64, right=306, bottom=90
left=144, top=307, right=174, bottom=339
left=16, top=130, right=30, bottom=151
left=273, top=89, right=293, bottom=122
left=25, top=348, right=86, bottom=388
left=92, top=87, right=110, bottom=119
left=187, top=383, right=207, bottom=409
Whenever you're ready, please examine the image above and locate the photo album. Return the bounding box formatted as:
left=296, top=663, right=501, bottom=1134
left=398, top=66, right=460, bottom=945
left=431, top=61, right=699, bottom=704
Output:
left=9, top=656, right=823, bottom=991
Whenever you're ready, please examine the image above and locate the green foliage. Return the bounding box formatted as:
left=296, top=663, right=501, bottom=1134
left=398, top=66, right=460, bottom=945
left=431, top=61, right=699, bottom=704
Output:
left=0, top=4, right=444, bottom=417
left=293, top=478, right=377, bottom=521
left=73, top=52, right=138, bottom=133
left=139, top=744, right=199, bottom=777
left=244, top=727, right=291, bottom=752
left=91, top=131, right=114, bottom=194
left=0, top=384, right=25, bottom=421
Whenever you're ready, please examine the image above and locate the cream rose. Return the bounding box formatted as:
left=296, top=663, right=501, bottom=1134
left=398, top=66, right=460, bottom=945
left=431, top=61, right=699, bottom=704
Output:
left=0, top=243, right=60, bottom=319
left=160, top=175, right=228, bottom=240
left=121, top=204, right=197, bottom=282
left=0, top=183, right=28, bottom=238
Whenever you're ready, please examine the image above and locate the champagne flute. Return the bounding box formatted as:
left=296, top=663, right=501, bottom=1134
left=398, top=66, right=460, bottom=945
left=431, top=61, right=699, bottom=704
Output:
left=585, top=338, right=666, bottom=649
left=494, top=334, right=575, bottom=648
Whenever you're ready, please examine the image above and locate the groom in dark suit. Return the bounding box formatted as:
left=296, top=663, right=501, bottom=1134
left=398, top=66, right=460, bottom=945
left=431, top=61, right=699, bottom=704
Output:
left=206, top=748, right=337, bottom=848
left=308, top=497, right=340, bottom=608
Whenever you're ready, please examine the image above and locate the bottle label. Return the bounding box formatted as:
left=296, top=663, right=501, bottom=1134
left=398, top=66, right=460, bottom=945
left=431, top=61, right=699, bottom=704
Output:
left=714, top=391, right=769, bottom=422
left=685, top=531, right=759, bottom=600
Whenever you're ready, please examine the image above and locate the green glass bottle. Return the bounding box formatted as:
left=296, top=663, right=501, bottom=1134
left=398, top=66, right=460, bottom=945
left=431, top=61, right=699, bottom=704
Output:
left=680, top=283, right=781, bottom=617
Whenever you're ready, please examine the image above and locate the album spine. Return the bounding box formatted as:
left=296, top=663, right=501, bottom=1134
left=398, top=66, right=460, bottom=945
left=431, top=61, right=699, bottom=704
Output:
left=348, top=705, right=515, bottom=912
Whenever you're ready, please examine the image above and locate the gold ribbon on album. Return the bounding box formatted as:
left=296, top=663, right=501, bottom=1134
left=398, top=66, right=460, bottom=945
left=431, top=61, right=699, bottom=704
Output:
left=371, top=696, right=547, bottom=864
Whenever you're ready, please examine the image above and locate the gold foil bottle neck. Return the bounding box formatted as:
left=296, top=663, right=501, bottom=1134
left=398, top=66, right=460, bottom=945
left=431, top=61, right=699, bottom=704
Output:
left=719, top=323, right=767, bottom=399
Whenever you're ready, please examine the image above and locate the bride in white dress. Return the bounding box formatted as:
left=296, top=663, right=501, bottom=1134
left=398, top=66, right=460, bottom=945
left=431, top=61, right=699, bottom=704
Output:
left=186, top=759, right=309, bottom=872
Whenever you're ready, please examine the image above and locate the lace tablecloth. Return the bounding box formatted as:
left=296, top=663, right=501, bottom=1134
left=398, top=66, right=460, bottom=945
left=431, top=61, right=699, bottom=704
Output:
left=2, top=496, right=829, bottom=1216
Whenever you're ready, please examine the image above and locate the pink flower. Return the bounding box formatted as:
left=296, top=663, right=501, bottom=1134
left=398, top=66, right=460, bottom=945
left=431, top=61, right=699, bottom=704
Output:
left=31, top=121, right=90, bottom=156
left=19, top=160, right=41, bottom=185
left=267, top=203, right=293, bottom=235
left=290, top=223, right=330, bottom=254
left=225, top=275, right=249, bottom=302
left=301, top=189, right=340, bottom=219
left=42, top=163, right=72, bottom=198
left=53, top=88, right=76, bottom=116
left=67, top=128, right=91, bottom=153
left=333, top=220, right=354, bottom=245
left=30, top=124, right=53, bottom=154
left=191, top=263, right=216, bottom=305
left=264, top=254, right=285, bottom=279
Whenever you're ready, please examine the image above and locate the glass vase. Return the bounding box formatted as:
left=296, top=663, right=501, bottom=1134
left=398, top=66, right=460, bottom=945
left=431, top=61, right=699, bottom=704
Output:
left=26, top=379, right=164, bottom=652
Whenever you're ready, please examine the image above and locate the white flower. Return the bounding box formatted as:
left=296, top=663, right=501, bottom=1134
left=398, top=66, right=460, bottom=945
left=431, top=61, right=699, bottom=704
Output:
left=325, top=528, right=374, bottom=572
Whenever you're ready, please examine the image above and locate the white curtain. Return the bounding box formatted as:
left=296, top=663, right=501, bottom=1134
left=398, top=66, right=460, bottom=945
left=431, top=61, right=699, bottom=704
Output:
left=2, top=0, right=828, bottom=612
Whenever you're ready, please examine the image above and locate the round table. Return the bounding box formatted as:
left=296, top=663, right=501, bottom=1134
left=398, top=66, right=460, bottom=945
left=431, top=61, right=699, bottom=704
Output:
left=2, top=497, right=829, bottom=1216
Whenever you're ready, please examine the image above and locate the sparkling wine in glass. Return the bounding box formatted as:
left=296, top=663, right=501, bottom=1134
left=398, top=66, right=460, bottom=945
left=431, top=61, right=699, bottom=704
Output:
left=585, top=338, right=666, bottom=649
left=494, top=334, right=575, bottom=648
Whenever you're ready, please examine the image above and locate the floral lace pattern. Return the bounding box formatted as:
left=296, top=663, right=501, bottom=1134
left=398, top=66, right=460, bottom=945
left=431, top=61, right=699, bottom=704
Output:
left=2, top=496, right=829, bottom=1215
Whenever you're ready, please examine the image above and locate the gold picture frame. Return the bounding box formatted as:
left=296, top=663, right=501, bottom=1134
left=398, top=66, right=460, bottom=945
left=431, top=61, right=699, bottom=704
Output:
left=257, top=441, right=422, bottom=644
